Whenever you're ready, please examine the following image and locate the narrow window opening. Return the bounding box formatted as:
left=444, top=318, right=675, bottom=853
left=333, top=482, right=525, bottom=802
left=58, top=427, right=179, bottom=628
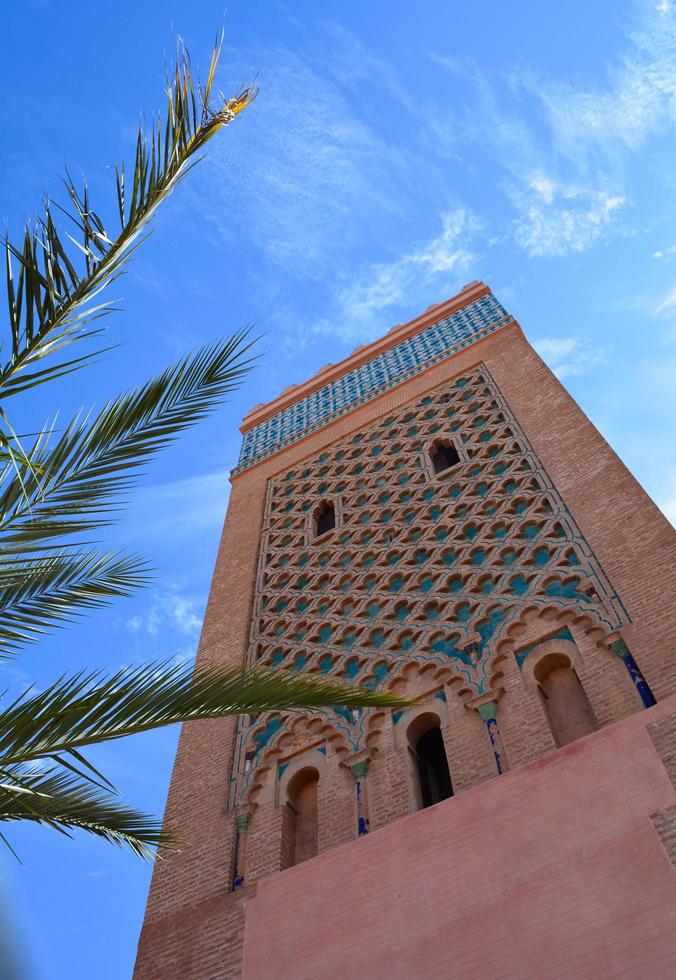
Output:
left=415, top=726, right=453, bottom=807
left=314, top=501, right=336, bottom=538
left=430, top=442, right=460, bottom=475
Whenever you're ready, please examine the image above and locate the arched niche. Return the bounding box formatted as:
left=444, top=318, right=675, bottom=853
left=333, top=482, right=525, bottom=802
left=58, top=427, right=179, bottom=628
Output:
left=281, top=765, right=320, bottom=869
left=521, top=640, right=598, bottom=748
left=277, top=745, right=327, bottom=805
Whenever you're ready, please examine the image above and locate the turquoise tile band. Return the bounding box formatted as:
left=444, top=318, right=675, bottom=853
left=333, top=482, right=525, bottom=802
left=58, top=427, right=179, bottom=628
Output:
left=232, top=291, right=512, bottom=474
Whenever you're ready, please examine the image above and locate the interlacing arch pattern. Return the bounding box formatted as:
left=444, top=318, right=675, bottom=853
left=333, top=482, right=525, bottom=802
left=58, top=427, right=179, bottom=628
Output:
left=240, top=713, right=352, bottom=809
left=228, top=364, right=628, bottom=809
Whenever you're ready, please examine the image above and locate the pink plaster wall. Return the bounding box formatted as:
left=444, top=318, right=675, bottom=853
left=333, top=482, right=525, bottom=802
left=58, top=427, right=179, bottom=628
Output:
left=242, top=695, right=676, bottom=979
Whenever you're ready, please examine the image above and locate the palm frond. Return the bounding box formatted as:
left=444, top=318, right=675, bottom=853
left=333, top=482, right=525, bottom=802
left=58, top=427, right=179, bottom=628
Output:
left=2, top=36, right=256, bottom=400
left=0, top=662, right=413, bottom=768
left=0, top=549, right=149, bottom=656
left=0, top=767, right=174, bottom=859
left=0, top=331, right=256, bottom=546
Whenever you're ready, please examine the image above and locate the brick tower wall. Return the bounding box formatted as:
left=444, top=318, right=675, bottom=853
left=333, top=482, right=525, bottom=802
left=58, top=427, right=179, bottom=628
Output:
left=134, top=286, right=676, bottom=979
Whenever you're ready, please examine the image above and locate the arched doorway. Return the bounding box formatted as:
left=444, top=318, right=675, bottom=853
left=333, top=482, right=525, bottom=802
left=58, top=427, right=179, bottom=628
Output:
left=406, top=713, right=453, bottom=810
left=534, top=653, right=598, bottom=747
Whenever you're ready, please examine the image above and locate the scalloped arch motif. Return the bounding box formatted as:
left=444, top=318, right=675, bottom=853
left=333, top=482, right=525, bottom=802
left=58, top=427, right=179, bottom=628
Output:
left=228, top=363, right=628, bottom=809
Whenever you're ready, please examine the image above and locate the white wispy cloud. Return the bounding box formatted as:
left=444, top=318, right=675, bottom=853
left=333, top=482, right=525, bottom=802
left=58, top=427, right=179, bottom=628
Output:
left=532, top=337, right=607, bottom=378
left=653, top=245, right=676, bottom=258
left=312, top=21, right=417, bottom=115
left=316, top=209, right=484, bottom=341
left=126, top=589, right=203, bottom=639
left=526, top=4, right=676, bottom=162
left=123, top=471, right=231, bottom=546
left=510, top=3, right=676, bottom=250
left=655, top=283, right=676, bottom=313
left=651, top=284, right=676, bottom=342
left=429, top=65, right=626, bottom=257
left=432, top=2, right=676, bottom=256
left=197, top=38, right=415, bottom=278
left=513, top=182, right=625, bottom=256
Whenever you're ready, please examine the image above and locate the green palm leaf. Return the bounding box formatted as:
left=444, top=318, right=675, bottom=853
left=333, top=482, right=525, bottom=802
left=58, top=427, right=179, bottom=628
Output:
left=0, top=331, right=256, bottom=548
left=0, top=767, right=173, bottom=859
left=0, top=549, right=149, bottom=655
left=0, top=665, right=413, bottom=857
left=0, top=332, right=255, bottom=653
left=0, top=662, right=412, bottom=768
left=2, top=37, right=256, bottom=401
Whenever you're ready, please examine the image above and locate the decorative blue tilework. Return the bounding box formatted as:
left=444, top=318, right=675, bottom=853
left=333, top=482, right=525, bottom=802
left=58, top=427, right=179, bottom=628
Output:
left=232, top=292, right=512, bottom=473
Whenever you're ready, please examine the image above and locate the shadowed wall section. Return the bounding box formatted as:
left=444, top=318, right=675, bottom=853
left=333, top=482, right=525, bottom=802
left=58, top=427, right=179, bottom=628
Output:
left=242, top=696, right=676, bottom=980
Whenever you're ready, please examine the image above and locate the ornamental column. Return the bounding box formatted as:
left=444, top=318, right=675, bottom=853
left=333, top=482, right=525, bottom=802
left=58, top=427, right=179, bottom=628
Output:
left=343, top=751, right=372, bottom=837
left=610, top=637, right=656, bottom=708
left=468, top=692, right=509, bottom=775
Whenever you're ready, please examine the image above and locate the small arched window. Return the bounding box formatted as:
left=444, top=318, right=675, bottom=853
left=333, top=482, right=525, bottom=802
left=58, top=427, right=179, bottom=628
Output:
left=534, top=653, right=598, bottom=747
left=406, top=713, right=453, bottom=810
left=282, top=767, right=319, bottom=868
left=313, top=500, right=336, bottom=538
left=430, top=441, right=460, bottom=475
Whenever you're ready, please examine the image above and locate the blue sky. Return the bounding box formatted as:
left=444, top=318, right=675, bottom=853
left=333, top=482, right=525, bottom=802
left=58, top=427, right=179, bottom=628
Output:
left=2, top=0, right=676, bottom=976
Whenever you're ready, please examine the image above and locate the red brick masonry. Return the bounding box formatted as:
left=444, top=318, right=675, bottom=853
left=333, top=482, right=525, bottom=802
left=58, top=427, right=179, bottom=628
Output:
left=243, top=694, right=676, bottom=980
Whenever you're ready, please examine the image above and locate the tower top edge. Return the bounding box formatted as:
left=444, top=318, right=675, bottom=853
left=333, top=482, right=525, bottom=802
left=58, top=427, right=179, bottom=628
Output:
left=240, top=280, right=495, bottom=433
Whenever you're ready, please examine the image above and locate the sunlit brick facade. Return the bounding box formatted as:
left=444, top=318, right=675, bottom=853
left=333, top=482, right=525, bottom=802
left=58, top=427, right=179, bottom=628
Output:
left=135, top=282, right=676, bottom=979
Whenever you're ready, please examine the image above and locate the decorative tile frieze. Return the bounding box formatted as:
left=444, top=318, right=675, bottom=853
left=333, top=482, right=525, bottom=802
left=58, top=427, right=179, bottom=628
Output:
left=232, top=292, right=512, bottom=473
